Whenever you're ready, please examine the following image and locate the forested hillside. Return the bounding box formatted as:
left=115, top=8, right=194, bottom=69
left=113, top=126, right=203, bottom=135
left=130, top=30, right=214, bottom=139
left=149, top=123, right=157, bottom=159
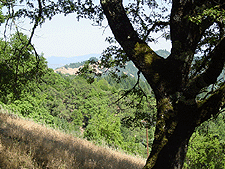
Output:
left=0, top=66, right=156, bottom=158
left=1, top=66, right=225, bottom=167
left=55, top=49, right=171, bottom=81
left=0, top=34, right=225, bottom=167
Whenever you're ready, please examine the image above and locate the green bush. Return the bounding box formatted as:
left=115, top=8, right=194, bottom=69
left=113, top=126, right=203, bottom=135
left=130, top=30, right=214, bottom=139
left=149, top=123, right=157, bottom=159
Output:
left=184, top=131, right=225, bottom=169
left=84, top=106, right=123, bottom=148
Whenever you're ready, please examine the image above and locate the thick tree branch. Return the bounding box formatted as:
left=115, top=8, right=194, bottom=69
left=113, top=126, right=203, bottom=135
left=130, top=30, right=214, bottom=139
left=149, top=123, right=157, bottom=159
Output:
left=169, top=1, right=217, bottom=87
left=168, top=1, right=202, bottom=90
left=170, top=0, right=224, bottom=56
left=100, top=0, right=164, bottom=90
left=184, top=38, right=225, bottom=98
left=100, top=0, right=140, bottom=52
left=170, top=1, right=201, bottom=53
left=196, top=83, right=225, bottom=125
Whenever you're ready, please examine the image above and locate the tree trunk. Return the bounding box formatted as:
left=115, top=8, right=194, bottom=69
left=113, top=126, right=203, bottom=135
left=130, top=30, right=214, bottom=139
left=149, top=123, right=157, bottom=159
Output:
left=148, top=135, right=190, bottom=169
left=143, top=96, right=198, bottom=169
left=143, top=88, right=225, bottom=169
left=100, top=1, right=225, bottom=169
left=144, top=119, right=195, bottom=168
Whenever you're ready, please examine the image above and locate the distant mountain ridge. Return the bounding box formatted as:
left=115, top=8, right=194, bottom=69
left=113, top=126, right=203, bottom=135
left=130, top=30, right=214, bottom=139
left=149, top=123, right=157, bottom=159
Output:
left=155, top=49, right=170, bottom=58
left=46, top=54, right=100, bottom=69
left=53, top=49, right=170, bottom=77
left=53, top=49, right=170, bottom=78
left=47, top=49, right=170, bottom=70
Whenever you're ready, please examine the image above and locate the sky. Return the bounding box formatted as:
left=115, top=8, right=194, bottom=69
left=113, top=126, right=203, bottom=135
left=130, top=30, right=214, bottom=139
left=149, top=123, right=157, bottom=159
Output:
left=32, top=13, right=172, bottom=58
left=1, top=2, right=172, bottom=59
left=31, top=14, right=114, bottom=58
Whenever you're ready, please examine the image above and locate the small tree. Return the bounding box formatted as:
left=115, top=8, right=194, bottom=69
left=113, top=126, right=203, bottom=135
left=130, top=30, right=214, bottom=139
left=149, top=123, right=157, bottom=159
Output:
left=0, top=32, right=47, bottom=102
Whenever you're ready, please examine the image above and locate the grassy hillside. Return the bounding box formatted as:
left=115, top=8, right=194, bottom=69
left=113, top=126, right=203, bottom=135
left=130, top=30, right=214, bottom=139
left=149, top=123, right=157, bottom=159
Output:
left=0, top=108, right=145, bottom=169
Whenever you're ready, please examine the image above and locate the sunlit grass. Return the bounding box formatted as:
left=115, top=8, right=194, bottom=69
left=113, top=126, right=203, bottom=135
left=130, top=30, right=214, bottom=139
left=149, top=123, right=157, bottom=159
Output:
left=0, top=108, right=145, bottom=169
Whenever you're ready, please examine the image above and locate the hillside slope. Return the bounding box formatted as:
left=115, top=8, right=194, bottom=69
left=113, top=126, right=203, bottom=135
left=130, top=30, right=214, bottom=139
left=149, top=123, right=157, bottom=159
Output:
left=54, top=49, right=170, bottom=77
left=47, top=54, right=100, bottom=69
left=0, top=109, right=145, bottom=169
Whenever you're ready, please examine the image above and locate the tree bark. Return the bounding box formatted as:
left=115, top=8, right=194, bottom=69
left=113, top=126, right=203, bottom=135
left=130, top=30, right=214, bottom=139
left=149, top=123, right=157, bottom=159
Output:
left=145, top=128, right=191, bottom=169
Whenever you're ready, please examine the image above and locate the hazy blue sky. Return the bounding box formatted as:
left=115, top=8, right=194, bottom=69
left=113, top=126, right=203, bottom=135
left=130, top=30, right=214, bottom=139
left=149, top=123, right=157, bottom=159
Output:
left=32, top=13, right=172, bottom=58
left=32, top=13, right=114, bottom=58
left=1, top=2, right=172, bottom=58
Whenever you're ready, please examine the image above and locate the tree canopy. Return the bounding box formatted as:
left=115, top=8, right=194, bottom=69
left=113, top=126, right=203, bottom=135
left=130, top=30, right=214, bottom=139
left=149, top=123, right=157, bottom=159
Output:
left=0, top=32, right=47, bottom=102
left=0, top=0, right=225, bottom=168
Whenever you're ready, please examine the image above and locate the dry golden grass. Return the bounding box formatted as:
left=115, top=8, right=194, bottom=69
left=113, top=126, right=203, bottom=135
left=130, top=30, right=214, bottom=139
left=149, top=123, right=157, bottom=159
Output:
left=0, top=110, right=145, bottom=169
left=54, top=67, right=80, bottom=75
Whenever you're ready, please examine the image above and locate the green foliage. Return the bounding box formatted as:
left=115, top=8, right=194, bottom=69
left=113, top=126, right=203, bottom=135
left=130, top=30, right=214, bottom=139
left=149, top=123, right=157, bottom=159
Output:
left=0, top=5, right=4, bottom=24
left=0, top=32, right=47, bottom=102
left=189, top=5, right=225, bottom=25
left=1, top=0, right=225, bottom=167
left=84, top=106, right=123, bottom=147
left=0, top=65, right=156, bottom=157
left=121, top=126, right=155, bottom=158
left=96, top=78, right=110, bottom=91
left=65, top=61, right=86, bottom=68
left=185, top=131, right=225, bottom=169
left=71, top=109, right=83, bottom=126
left=2, top=55, right=225, bottom=162
left=184, top=113, right=225, bottom=168
left=64, top=50, right=168, bottom=95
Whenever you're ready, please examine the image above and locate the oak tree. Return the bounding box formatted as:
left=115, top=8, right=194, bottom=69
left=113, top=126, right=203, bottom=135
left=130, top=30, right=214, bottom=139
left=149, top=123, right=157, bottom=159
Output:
left=100, top=1, right=225, bottom=168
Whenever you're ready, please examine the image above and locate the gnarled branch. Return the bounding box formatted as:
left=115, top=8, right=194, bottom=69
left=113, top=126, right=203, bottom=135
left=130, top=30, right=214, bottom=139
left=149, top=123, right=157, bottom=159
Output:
left=184, top=37, right=225, bottom=98
left=196, top=83, right=225, bottom=125
left=100, top=0, right=164, bottom=92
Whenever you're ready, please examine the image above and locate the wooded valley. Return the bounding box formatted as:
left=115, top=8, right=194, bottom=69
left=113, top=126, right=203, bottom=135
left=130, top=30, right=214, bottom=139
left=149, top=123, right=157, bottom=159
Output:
left=1, top=41, right=225, bottom=167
